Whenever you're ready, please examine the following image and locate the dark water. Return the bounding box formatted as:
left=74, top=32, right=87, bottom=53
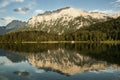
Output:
left=0, top=43, right=120, bottom=80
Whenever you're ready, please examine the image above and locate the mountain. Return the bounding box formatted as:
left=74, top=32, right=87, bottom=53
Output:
left=0, top=7, right=120, bottom=42
left=0, top=26, right=10, bottom=35
left=0, top=20, right=26, bottom=35
left=112, top=13, right=120, bottom=18
left=83, top=17, right=120, bottom=32
left=1, top=7, right=120, bottom=35
left=24, top=7, right=111, bottom=34
left=0, top=17, right=120, bottom=42
left=66, top=17, right=120, bottom=41
left=6, top=20, right=26, bottom=29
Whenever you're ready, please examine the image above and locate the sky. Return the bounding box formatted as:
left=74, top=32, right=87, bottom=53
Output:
left=0, top=0, right=120, bottom=26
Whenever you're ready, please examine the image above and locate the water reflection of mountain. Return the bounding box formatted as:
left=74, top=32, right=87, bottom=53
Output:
left=0, top=43, right=120, bottom=75
left=0, top=49, right=25, bottom=63
left=27, top=48, right=109, bottom=75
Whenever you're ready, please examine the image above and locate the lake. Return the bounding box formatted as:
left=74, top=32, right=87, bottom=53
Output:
left=0, top=43, right=120, bottom=80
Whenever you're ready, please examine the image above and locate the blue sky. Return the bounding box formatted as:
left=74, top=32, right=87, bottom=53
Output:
left=0, top=0, right=120, bottom=26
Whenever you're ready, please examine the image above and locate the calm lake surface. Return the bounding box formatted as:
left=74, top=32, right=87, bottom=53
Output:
left=0, top=43, right=120, bottom=80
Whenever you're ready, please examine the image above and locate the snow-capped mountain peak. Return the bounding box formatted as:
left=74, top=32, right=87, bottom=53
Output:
left=27, top=7, right=109, bottom=27
left=24, top=7, right=112, bottom=34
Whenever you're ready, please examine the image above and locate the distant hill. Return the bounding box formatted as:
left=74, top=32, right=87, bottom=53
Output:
left=0, top=20, right=26, bottom=35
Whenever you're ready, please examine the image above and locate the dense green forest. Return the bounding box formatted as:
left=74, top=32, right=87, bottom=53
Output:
left=67, top=17, right=120, bottom=41
left=0, top=17, right=120, bottom=42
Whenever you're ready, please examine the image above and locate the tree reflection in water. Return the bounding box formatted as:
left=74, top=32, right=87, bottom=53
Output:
left=0, top=43, right=120, bottom=75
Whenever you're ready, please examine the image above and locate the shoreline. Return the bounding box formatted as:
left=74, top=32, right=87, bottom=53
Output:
left=0, top=41, right=120, bottom=44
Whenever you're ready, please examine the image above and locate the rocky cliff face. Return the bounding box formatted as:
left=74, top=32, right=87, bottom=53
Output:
left=25, top=7, right=110, bottom=34
left=28, top=7, right=109, bottom=26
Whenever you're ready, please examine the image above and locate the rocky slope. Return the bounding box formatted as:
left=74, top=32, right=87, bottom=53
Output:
left=24, top=7, right=111, bottom=34
left=112, top=13, right=120, bottom=18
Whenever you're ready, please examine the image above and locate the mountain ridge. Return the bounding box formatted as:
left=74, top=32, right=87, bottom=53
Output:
left=23, top=7, right=113, bottom=34
left=6, top=20, right=26, bottom=29
left=0, top=20, right=26, bottom=35
left=27, top=7, right=110, bottom=26
left=1, top=7, right=120, bottom=35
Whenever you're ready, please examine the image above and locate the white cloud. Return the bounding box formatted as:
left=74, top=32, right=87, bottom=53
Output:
left=0, top=0, right=25, bottom=8
left=110, top=0, right=120, bottom=14
left=14, top=0, right=24, bottom=2
left=116, top=0, right=120, bottom=2
left=27, top=1, right=36, bottom=8
left=113, top=0, right=120, bottom=8
left=1, top=17, right=17, bottom=23
left=0, top=0, right=10, bottom=8
left=90, top=9, right=113, bottom=14
left=90, top=9, right=120, bottom=15
left=35, top=9, right=44, bottom=14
